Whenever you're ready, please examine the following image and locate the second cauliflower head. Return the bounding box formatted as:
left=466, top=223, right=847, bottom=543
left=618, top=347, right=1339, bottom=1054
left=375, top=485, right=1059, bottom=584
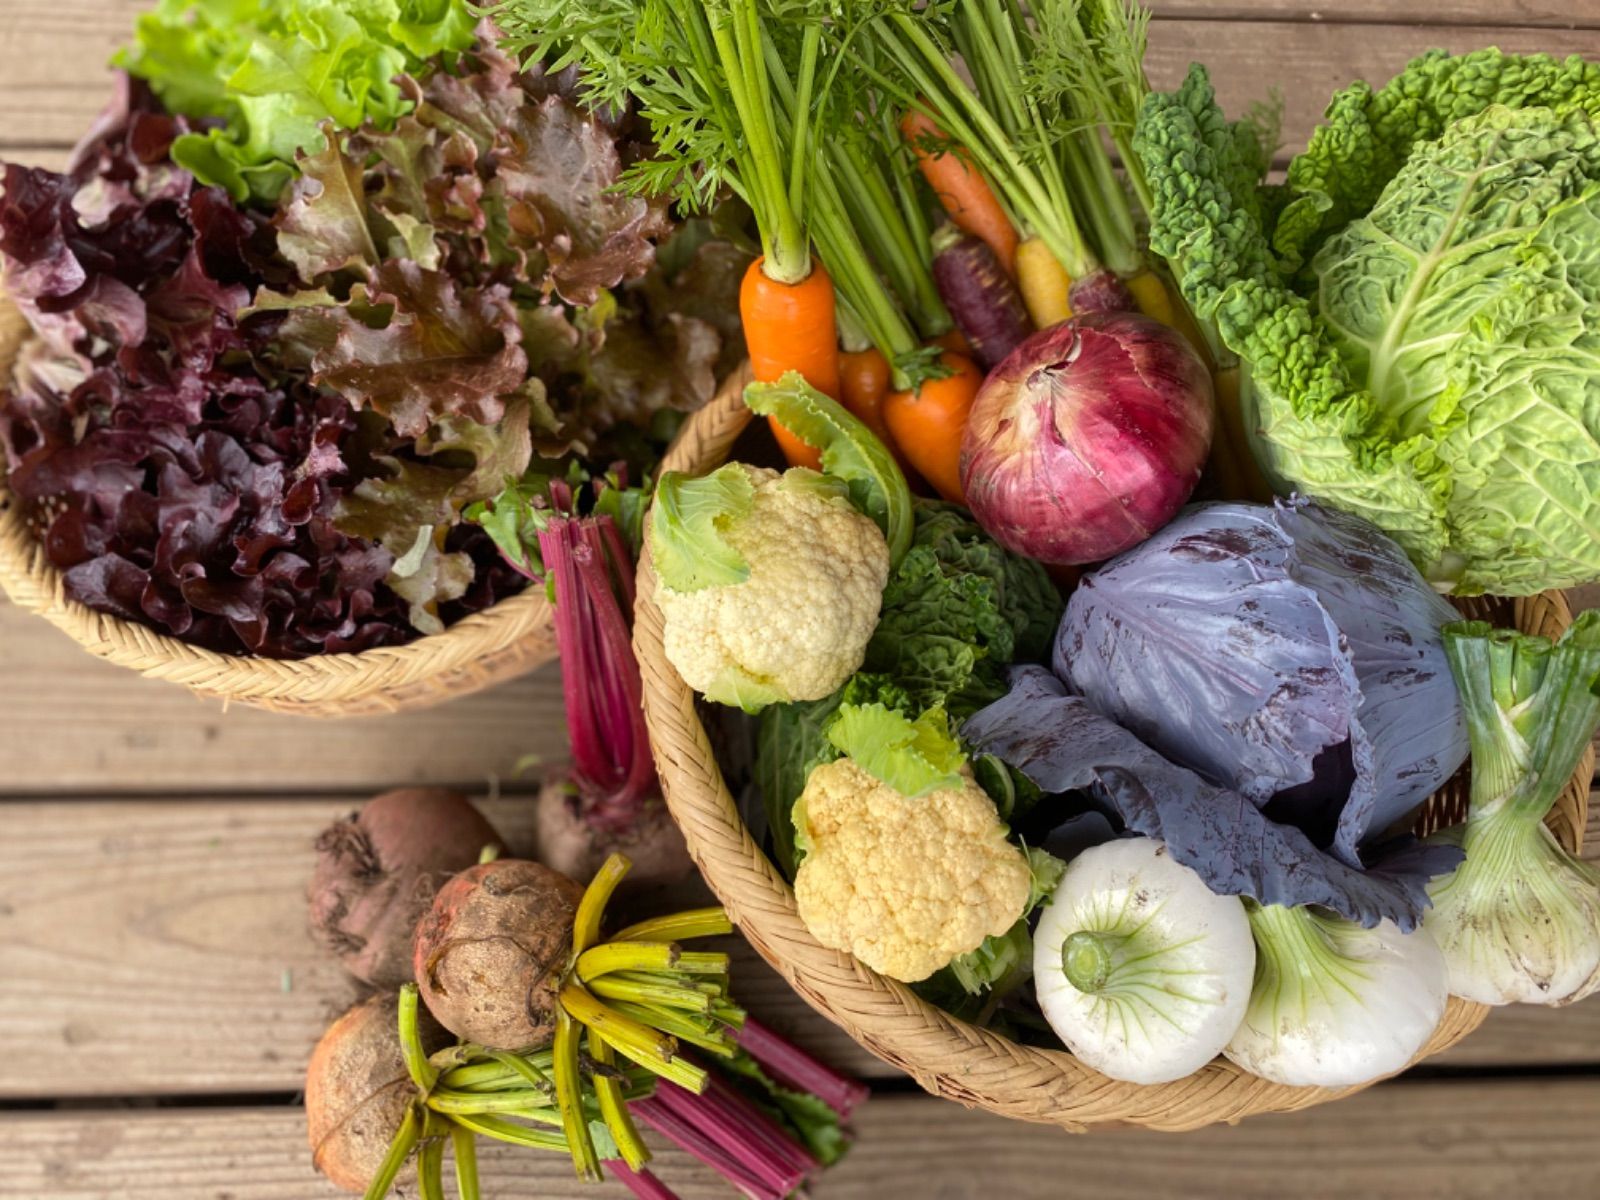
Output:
left=793, top=757, right=1033, bottom=982
left=654, top=464, right=891, bottom=710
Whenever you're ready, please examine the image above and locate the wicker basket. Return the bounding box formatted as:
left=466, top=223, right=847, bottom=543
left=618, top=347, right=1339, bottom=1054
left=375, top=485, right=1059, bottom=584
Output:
left=0, top=299, right=556, bottom=716
left=634, top=374, right=1595, bottom=1132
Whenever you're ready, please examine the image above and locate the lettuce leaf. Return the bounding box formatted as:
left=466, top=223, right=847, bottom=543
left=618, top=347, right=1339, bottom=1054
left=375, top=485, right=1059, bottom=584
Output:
left=115, top=0, right=476, bottom=204
left=826, top=703, right=966, bottom=798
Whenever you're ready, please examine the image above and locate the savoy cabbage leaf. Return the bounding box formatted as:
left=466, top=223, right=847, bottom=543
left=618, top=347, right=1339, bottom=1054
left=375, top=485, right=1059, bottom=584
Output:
left=1136, top=52, right=1600, bottom=596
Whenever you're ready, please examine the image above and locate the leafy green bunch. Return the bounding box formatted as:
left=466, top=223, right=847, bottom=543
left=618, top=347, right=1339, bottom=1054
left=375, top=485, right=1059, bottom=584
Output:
left=117, top=0, right=477, bottom=203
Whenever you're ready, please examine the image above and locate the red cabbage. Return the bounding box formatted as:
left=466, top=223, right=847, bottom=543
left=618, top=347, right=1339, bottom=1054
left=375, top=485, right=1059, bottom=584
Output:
left=1055, top=498, right=1468, bottom=868
left=962, top=666, right=1462, bottom=930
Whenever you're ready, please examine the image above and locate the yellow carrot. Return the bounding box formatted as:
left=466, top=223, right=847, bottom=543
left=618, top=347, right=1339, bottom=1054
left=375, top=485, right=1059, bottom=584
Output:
left=1016, top=236, right=1073, bottom=329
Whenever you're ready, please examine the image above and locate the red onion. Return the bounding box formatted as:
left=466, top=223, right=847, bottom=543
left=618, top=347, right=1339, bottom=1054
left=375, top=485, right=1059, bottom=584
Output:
left=960, top=312, right=1213, bottom=566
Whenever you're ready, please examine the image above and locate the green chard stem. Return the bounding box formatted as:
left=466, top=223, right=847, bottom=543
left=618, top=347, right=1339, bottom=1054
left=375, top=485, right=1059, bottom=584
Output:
left=451, top=1125, right=481, bottom=1200
left=398, top=985, right=439, bottom=1094
left=613, top=907, right=733, bottom=944
left=362, top=1103, right=421, bottom=1200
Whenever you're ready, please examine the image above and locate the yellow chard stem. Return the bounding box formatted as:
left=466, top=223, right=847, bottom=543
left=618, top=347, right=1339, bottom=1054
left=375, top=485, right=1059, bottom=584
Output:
left=612, top=908, right=734, bottom=944
left=576, top=941, right=680, bottom=981
left=590, top=1030, right=652, bottom=1172
left=553, top=1005, right=601, bottom=1181
left=573, top=854, right=633, bottom=956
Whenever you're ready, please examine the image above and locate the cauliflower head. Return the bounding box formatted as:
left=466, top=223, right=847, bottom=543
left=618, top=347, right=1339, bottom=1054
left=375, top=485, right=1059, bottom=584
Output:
left=793, top=757, right=1032, bottom=983
left=654, top=464, right=890, bottom=710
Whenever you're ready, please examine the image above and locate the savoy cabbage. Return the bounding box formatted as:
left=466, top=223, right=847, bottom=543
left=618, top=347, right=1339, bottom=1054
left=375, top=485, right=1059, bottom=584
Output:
left=1136, top=51, right=1600, bottom=595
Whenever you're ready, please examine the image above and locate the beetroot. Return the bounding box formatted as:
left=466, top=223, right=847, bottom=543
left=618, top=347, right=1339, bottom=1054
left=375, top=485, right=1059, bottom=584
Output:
left=478, top=478, right=694, bottom=890
left=305, top=991, right=447, bottom=1194
left=537, top=778, right=692, bottom=888
left=412, top=858, right=585, bottom=1050
left=309, top=788, right=504, bottom=988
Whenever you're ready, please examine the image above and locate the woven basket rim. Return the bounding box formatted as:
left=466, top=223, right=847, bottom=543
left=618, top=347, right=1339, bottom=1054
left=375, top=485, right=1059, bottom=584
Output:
left=634, top=371, right=1595, bottom=1132
left=0, top=297, right=556, bottom=716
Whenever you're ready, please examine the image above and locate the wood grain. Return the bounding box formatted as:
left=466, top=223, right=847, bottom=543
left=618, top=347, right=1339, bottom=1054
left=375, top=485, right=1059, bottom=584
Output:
left=2, top=10, right=1599, bottom=160
left=0, top=794, right=879, bottom=1099
left=0, top=601, right=567, bottom=794
left=0, top=793, right=1594, bottom=1099
left=5, top=1083, right=1600, bottom=1200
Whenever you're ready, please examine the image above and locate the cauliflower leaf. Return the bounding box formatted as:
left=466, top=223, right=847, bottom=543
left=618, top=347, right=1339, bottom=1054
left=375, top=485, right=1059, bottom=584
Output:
left=650, top=464, right=757, bottom=592
left=826, top=703, right=966, bottom=798
left=744, top=373, right=914, bottom=566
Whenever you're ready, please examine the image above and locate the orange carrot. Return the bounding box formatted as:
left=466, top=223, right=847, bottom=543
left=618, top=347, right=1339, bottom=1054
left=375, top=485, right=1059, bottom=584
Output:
left=839, top=345, right=924, bottom=485
left=900, top=109, right=1018, bottom=278
left=882, top=351, right=984, bottom=504
left=933, top=328, right=972, bottom=357
left=741, top=257, right=841, bottom=471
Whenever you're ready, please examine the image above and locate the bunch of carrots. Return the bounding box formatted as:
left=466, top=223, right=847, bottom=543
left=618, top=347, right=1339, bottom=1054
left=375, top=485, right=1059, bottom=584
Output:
left=490, top=0, right=1272, bottom=506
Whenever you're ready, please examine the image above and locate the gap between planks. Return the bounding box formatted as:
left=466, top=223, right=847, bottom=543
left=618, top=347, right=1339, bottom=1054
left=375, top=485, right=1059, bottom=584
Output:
left=0, top=793, right=1597, bottom=1102
left=3, top=1082, right=1600, bottom=1200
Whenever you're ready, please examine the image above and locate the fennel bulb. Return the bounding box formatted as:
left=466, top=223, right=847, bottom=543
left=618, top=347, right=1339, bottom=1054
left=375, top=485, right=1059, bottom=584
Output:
left=1033, top=837, right=1254, bottom=1084
left=1424, top=615, right=1600, bottom=1006
left=1225, top=904, right=1447, bottom=1087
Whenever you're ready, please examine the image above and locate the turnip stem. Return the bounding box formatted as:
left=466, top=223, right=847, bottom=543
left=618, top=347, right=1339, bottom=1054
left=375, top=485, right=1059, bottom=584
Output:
left=397, top=985, right=439, bottom=1093
left=613, top=908, right=733, bottom=944
left=1061, top=930, right=1118, bottom=993
left=361, top=1102, right=420, bottom=1200
left=450, top=1125, right=480, bottom=1200
left=590, top=1029, right=653, bottom=1172
left=554, top=1006, right=602, bottom=1180
left=574, top=855, right=632, bottom=955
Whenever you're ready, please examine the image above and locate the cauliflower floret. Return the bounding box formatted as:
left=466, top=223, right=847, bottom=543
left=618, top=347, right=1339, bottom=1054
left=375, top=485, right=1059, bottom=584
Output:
left=656, top=465, right=890, bottom=708
left=793, top=757, right=1032, bottom=983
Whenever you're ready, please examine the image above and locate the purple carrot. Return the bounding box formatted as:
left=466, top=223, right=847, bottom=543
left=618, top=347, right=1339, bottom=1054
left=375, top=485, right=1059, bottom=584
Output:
left=736, top=1017, right=870, bottom=1118
left=931, top=224, right=1032, bottom=369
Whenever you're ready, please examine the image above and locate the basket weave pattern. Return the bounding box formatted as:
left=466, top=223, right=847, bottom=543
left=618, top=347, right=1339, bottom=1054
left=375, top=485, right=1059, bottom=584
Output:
left=0, top=300, right=556, bottom=716
left=635, top=374, right=1595, bottom=1132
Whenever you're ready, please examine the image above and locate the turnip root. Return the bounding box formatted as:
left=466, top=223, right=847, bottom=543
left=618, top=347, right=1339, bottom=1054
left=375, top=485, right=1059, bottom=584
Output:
left=413, top=858, right=585, bottom=1050
left=537, top=778, right=692, bottom=889
left=305, top=991, right=447, bottom=1194
left=310, top=788, right=504, bottom=988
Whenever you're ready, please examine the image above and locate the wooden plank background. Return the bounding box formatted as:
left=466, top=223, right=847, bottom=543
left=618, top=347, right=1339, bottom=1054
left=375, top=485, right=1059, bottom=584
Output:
left=2, top=2, right=1600, bottom=1197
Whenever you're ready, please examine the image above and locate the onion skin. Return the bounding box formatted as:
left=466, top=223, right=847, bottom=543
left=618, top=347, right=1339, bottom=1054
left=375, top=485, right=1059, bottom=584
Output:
left=960, top=312, right=1214, bottom=566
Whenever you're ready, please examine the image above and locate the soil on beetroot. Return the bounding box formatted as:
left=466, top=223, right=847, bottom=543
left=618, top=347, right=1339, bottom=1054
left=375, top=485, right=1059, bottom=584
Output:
left=412, top=858, right=585, bottom=1051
